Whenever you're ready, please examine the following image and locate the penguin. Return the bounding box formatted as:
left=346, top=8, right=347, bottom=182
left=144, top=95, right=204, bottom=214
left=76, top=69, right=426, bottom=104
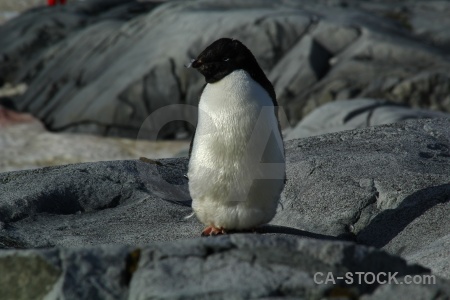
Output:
left=187, top=38, right=285, bottom=236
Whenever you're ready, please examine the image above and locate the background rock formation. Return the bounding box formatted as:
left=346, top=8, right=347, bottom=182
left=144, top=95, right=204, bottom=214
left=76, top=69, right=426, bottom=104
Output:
left=0, top=106, right=189, bottom=173
left=286, top=98, right=450, bottom=139
left=1, top=0, right=450, bottom=138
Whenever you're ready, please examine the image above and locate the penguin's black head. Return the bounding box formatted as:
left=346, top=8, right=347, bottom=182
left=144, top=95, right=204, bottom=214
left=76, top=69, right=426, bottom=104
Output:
left=188, top=38, right=261, bottom=84
left=188, top=38, right=277, bottom=105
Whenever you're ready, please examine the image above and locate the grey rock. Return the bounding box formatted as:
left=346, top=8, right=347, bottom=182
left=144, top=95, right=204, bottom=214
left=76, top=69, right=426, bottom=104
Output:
left=274, top=118, right=450, bottom=280
left=0, top=118, right=449, bottom=285
left=0, top=246, right=131, bottom=300
left=286, top=98, right=450, bottom=139
left=361, top=277, right=450, bottom=300
left=269, top=35, right=332, bottom=108
left=2, top=235, right=449, bottom=300
left=388, top=72, right=450, bottom=111
left=128, top=235, right=433, bottom=299
left=2, top=0, right=450, bottom=138
left=55, top=246, right=131, bottom=299
left=0, top=158, right=202, bottom=248
left=0, top=248, right=61, bottom=300
left=349, top=0, right=450, bottom=52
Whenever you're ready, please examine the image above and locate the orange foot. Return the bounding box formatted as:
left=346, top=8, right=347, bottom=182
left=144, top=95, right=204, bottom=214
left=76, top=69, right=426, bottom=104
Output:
left=201, top=226, right=226, bottom=236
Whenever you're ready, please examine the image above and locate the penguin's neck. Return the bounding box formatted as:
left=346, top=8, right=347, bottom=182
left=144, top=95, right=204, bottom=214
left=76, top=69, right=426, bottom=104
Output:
left=199, top=69, right=273, bottom=114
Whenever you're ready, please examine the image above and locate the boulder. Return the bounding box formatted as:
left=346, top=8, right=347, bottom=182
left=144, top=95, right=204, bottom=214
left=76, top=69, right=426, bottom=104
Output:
left=0, top=157, right=198, bottom=247
left=275, top=118, right=450, bottom=279
left=1, top=0, right=450, bottom=138
left=2, top=235, right=450, bottom=299
left=286, top=98, right=450, bottom=139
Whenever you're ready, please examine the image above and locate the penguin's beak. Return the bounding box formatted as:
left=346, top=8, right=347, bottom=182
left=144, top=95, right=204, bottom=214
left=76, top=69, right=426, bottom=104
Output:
left=186, top=59, right=202, bottom=69
left=185, top=59, right=196, bottom=68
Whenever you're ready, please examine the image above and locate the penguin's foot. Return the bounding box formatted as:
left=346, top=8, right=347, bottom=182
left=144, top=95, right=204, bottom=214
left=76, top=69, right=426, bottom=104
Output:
left=201, top=226, right=226, bottom=236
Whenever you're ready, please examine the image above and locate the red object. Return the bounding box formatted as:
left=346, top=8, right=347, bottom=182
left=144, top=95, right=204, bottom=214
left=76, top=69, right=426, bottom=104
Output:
left=47, top=0, right=66, bottom=5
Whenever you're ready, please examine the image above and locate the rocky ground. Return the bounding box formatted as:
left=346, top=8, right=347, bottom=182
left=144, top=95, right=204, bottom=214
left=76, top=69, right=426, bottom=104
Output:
left=1, top=118, right=449, bottom=299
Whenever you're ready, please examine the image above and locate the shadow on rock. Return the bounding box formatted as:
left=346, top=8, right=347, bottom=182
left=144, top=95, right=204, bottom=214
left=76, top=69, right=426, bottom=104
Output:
left=357, top=184, right=450, bottom=248
left=255, top=224, right=355, bottom=241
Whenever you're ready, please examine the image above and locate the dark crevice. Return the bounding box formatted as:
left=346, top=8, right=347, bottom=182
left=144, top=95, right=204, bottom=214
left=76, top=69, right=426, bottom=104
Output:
left=1, top=190, right=86, bottom=224
left=308, top=39, right=332, bottom=81
left=201, top=244, right=238, bottom=258
left=256, top=225, right=351, bottom=241
left=265, top=21, right=283, bottom=64
left=142, top=74, right=152, bottom=117
left=169, top=58, right=185, bottom=104
left=307, top=166, right=316, bottom=178
left=343, top=101, right=407, bottom=124
left=204, top=246, right=216, bottom=257
left=116, top=91, right=137, bottom=120
left=98, top=194, right=122, bottom=210
left=365, top=104, right=376, bottom=127
left=169, top=58, right=193, bottom=137
left=0, top=235, right=32, bottom=249
left=122, top=248, right=141, bottom=287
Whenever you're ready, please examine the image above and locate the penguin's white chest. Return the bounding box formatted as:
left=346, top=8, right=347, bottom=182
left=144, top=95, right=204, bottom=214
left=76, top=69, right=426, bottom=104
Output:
left=188, top=70, right=285, bottom=230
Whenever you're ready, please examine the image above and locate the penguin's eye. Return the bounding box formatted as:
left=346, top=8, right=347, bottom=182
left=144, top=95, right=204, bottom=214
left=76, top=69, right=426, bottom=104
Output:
left=223, top=58, right=230, bottom=62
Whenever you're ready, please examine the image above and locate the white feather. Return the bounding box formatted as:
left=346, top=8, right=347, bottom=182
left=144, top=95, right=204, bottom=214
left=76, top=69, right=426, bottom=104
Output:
left=188, top=70, right=285, bottom=230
